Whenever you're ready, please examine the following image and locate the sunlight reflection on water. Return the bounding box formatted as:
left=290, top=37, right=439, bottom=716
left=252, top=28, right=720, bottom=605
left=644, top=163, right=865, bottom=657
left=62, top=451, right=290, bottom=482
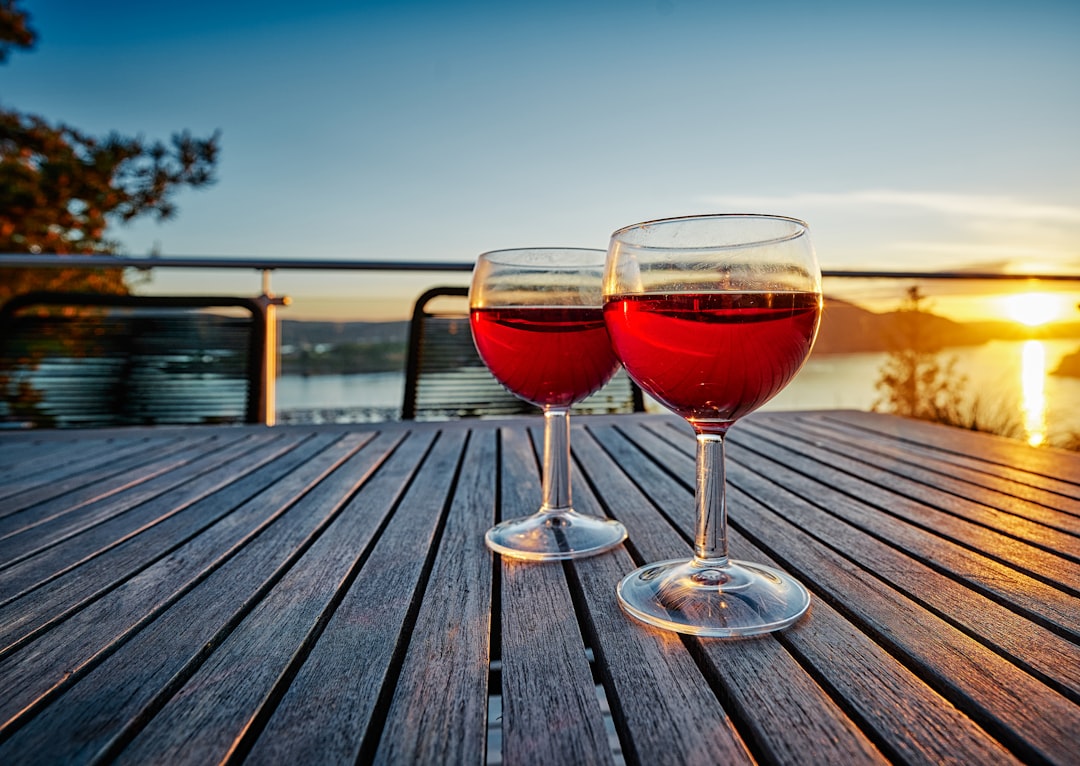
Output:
left=1021, top=340, right=1047, bottom=447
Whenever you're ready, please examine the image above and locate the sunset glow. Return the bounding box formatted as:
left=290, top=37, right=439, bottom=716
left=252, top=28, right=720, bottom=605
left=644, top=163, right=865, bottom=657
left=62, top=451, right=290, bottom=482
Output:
left=998, top=292, right=1075, bottom=327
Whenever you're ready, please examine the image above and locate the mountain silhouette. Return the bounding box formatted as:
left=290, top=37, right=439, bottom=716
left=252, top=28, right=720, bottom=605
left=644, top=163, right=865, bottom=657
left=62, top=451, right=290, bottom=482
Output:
left=813, top=297, right=1080, bottom=355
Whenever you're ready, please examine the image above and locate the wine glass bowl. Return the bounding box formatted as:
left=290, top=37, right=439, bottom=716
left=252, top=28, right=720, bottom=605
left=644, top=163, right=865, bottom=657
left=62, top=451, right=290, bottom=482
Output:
left=604, top=214, right=821, bottom=635
left=604, top=291, right=821, bottom=430
left=470, top=248, right=628, bottom=560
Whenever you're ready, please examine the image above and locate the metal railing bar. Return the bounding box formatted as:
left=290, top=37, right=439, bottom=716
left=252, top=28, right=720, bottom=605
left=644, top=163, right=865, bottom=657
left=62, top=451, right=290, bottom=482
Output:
left=0, top=255, right=474, bottom=272
left=821, top=270, right=1080, bottom=282
left=1, top=254, right=1078, bottom=282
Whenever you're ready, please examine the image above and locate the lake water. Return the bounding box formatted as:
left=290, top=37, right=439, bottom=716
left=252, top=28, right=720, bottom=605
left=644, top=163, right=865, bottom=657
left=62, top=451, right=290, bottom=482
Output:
left=277, top=339, right=1080, bottom=446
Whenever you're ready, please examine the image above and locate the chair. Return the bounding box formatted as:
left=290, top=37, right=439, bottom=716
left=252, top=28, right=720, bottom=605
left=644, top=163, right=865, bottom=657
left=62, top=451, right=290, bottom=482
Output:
left=401, top=286, right=645, bottom=420
left=0, top=291, right=268, bottom=428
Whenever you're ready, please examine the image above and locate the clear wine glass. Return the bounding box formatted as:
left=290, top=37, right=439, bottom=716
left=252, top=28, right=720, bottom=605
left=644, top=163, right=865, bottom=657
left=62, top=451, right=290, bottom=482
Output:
left=603, top=214, right=821, bottom=636
left=470, top=248, right=629, bottom=560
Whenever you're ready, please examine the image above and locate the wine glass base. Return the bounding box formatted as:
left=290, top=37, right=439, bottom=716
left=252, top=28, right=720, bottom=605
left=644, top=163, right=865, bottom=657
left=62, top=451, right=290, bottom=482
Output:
left=485, top=510, right=627, bottom=561
left=617, top=558, right=810, bottom=637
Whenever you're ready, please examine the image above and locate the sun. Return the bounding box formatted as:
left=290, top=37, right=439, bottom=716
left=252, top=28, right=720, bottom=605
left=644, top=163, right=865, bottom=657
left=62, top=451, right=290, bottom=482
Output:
left=998, top=291, right=1074, bottom=327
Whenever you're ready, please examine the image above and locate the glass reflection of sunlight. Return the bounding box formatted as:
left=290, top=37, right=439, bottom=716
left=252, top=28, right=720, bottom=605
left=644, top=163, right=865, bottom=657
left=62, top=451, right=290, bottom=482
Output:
left=1020, top=340, right=1047, bottom=447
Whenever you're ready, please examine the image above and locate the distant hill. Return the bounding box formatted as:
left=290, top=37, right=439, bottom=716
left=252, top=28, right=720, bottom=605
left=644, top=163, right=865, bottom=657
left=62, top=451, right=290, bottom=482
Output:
left=814, top=298, right=975, bottom=354
left=813, top=297, right=1080, bottom=356
left=279, top=320, right=409, bottom=375
left=1054, top=347, right=1080, bottom=377
left=281, top=320, right=409, bottom=349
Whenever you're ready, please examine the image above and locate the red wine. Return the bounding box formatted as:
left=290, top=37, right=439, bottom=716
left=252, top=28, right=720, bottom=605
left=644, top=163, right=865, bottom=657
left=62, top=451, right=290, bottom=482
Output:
left=470, top=306, right=621, bottom=407
left=604, top=292, right=821, bottom=428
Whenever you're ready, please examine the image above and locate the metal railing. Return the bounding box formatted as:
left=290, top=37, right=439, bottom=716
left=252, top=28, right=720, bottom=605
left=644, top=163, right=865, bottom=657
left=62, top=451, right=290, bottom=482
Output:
left=3, top=254, right=1079, bottom=425
left=5, top=253, right=1080, bottom=280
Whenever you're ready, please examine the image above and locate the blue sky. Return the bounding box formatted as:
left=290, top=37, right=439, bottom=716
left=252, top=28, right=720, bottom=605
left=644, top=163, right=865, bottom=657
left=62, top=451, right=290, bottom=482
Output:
left=3, top=0, right=1079, bottom=316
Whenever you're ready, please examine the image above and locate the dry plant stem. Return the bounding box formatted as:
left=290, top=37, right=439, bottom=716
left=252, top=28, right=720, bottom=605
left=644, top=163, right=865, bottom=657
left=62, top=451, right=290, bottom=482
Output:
left=541, top=406, right=571, bottom=512
left=694, top=432, right=730, bottom=568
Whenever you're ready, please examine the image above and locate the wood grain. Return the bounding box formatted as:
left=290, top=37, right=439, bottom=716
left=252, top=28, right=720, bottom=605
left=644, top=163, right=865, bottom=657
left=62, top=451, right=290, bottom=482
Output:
left=0, top=414, right=1077, bottom=765
left=497, top=425, right=614, bottom=766
left=373, top=426, right=498, bottom=765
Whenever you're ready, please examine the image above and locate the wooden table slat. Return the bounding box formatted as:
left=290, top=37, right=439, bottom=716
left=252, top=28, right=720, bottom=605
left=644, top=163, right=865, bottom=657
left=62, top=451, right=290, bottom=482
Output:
left=110, top=430, right=467, bottom=765
left=788, top=414, right=1080, bottom=509
left=581, top=423, right=1021, bottom=765
left=583, top=422, right=893, bottom=766
left=0, top=435, right=154, bottom=481
left=821, top=411, right=1080, bottom=487
left=600, top=419, right=1080, bottom=764
left=617, top=420, right=1080, bottom=681
left=497, top=426, right=615, bottom=766
left=0, top=431, right=389, bottom=761
left=575, top=425, right=888, bottom=765
left=0, top=436, right=175, bottom=503
left=232, top=427, right=447, bottom=764
left=731, top=421, right=1080, bottom=595
left=1, top=411, right=1078, bottom=766
left=0, top=433, right=287, bottom=572
left=373, top=428, right=498, bottom=765
left=0, top=431, right=334, bottom=649
left=745, top=417, right=1080, bottom=532
left=0, top=432, right=225, bottom=519
left=570, top=428, right=756, bottom=765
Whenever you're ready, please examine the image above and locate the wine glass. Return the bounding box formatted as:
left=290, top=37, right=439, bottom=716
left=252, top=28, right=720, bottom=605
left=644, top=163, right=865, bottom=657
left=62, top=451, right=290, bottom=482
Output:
left=603, top=214, right=821, bottom=636
left=470, top=248, right=629, bottom=560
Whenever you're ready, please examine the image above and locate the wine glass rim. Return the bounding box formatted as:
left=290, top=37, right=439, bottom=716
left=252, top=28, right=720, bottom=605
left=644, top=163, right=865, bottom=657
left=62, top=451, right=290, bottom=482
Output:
left=478, top=246, right=606, bottom=263
left=610, top=213, right=809, bottom=250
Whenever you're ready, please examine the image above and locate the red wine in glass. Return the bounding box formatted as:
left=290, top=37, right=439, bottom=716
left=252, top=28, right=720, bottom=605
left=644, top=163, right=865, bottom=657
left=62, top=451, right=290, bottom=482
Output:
left=470, top=247, right=627, bottom=561
left=603, top=291, right=820, bottom=430
left=470, top=306, right=620, bottom=408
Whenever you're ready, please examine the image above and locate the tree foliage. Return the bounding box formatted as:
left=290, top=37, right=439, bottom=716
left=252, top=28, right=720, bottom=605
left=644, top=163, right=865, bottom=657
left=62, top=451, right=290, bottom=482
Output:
left=872, top=286, right=967, bottom=422
left=0, top=0, right=220, bottom=304
left=871, top=286, right=1080, bottom=450
left=0, top=0, right=33, bottom=62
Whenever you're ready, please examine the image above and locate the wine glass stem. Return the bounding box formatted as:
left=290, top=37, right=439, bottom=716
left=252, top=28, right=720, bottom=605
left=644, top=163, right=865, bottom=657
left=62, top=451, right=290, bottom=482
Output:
left=694, top=432, right=730, bottom=567
left=541, top=406, right=572, bottom=512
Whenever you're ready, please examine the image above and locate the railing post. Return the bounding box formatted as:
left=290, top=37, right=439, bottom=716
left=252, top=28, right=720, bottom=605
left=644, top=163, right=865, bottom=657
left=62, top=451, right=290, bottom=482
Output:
left=258, top=269, right=290, bottom=426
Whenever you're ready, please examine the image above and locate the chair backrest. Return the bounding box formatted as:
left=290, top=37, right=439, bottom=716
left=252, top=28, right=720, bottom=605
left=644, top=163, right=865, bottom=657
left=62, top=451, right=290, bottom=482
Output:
left=0, top=291, right=268, bottom=428
left=401, top=286, right=645, bottom=420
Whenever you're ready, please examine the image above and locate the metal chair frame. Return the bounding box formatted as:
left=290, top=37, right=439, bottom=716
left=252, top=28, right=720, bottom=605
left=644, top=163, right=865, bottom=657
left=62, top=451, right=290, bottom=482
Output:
left=401, top=286, right=644, bottom=420
left=0, top=291, right=268, bottom=427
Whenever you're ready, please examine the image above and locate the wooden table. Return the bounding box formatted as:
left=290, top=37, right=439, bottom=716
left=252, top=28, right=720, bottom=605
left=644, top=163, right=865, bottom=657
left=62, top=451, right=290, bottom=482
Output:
left=0, top=411, right=1077, bottom=765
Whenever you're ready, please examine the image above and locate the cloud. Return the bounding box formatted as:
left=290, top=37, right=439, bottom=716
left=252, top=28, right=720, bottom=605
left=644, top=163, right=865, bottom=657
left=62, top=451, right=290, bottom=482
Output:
left=702, top=190, right=1080, bottom=225
left=886, top=241, right=1076, bottom=258
left=884, top=243, right=1080, bottom=274
left=697, top=189, right=1080, bottom=274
